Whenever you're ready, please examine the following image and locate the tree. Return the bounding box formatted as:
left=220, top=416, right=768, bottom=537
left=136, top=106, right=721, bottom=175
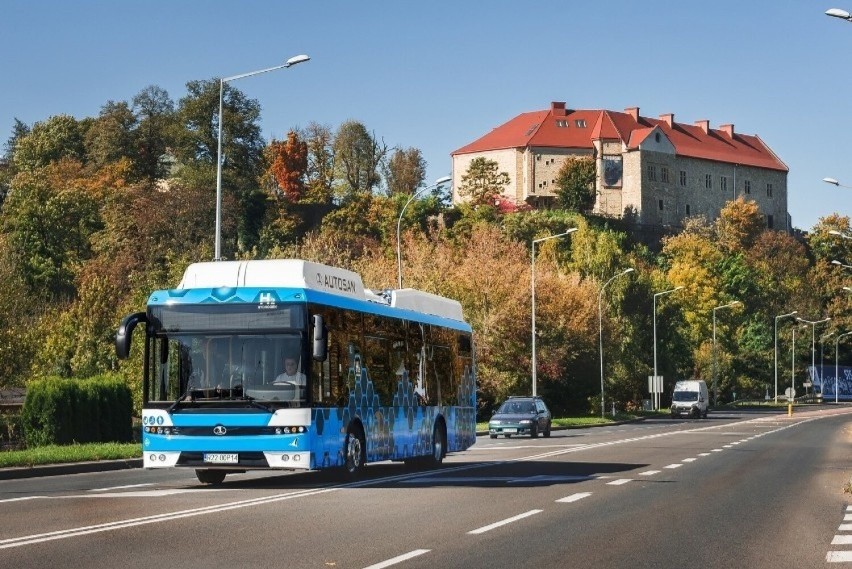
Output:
left=333, top=120, right=386, bottom=198
left=457, top=157, right=509, bottom=206
left=131, top=85, right=175, bottom=181
left=301, top=122, right=335, bottom=204
left=554, top=156, right=596, bottom=212
left=3, top=118, right=30, bottom=162
left=12, top=115, right=86, bottom=172
left=383, top=147, right=426, bottom=196
left=266, top=130, right=308, bottom=203
left=715, top=197, right=765, bottom=253
left=84, top=101, right=137, bottom=170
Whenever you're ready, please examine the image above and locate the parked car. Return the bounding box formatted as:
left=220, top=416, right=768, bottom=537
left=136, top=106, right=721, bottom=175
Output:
left=488, top=396, right=552, bottom=438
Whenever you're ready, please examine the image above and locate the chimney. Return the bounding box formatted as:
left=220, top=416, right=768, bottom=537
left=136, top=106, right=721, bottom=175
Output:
left=659, top=113, right=674, bottom=128
left=625, top=107, right=640, bottom=121
left=551, top=101, right=567, bottom=117
left=695, top=119, right=710, bottom=134
left=719, top=124, right=734, bottom=137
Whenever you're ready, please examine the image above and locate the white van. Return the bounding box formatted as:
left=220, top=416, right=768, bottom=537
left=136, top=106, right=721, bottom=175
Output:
left=670, top=380, right=708, bottom=419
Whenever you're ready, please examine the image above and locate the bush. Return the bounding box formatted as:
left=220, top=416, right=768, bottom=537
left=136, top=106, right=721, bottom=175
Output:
left=21, top=374, right=132, bottom=447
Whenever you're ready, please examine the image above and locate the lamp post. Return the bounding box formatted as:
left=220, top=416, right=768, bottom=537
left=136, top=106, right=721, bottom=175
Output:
left=774, top=311, right=798, bottom=403
left=712, top=300, right=741, bottom=406
left=531, top=228, right=578, bottom=396
left=836, top=331, right=852, bottom=403
left=827, top=8, right=852, bottom=21
left=797, top=317, right=831, bottom=396
left=214, top=54, right=310, bottom=261
left=653, top=286, right=683, bottom=410
left=396, top=176, right=452, bottom=289
left=599, top=267, right=635, bottom=418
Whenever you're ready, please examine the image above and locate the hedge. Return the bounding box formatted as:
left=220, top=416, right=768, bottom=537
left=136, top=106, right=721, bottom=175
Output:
left=21, top=374, right=133, bottom=447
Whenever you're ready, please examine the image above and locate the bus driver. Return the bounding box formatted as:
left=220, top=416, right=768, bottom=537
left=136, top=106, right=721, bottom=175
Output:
left=274, top=356, right=306, bottom=387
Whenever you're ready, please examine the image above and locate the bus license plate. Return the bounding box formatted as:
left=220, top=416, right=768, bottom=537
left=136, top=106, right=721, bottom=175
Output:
left=203, top=453, right=238, bottom=464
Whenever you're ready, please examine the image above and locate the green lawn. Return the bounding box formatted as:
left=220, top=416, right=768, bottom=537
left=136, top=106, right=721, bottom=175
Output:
left=0, top=442, right=141, bottom=468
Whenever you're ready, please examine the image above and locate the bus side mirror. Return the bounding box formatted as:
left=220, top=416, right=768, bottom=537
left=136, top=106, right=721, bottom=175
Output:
left=312, top=314, right=327, bottom=361
left=115, top=312, right=148, bottom=360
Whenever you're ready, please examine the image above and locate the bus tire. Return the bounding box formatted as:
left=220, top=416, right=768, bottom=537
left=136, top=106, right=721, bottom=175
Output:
left=427, top=423, right=446, bottom=467
left=196, top=469, right=226, bottom=485
left=344, top=424, right=366, bottom=478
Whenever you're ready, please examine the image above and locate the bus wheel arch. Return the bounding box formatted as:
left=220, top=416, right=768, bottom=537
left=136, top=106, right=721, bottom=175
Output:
left=344, top=420, right=366, bottom=478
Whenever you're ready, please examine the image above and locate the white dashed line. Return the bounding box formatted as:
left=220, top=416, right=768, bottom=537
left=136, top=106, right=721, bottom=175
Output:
left=664, top=464, right=683, bottom=469
left=607, top=479, right=632, bottom=486
left=682, top=458, right=697, bottom=463
left=556, top=492, right=592, bottom=503
left=638, top=470, right=661, bottom=476
left=363, top=549, right=431, bottom=569
left=468, top=510, right=542, bottom=535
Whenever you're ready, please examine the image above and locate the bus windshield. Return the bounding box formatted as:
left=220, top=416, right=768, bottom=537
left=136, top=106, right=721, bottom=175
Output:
left=149, top=332, right=308, bottom=406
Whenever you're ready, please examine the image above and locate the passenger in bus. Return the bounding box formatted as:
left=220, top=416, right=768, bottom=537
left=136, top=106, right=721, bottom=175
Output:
left=274, top=356, right=306, bottom=386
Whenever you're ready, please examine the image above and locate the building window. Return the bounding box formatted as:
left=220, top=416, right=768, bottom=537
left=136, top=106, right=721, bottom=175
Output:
left=647, top=164, right=657, bottom=181
left=686, top=204, right=691, bottom=216
left=744, top=180, right=751, bottom=194
left=767, top=183, right=774, bottom=197
left=767, top=214, right=774, bottom=229
left=661, top=167, right=670, bottom=183
left=680, top=170, right=687, bottom=186
left=705, top=174, right=712, bottom=189
left=536, top=155, right=541, bottom=161
left=556, top=120, right=568, bottom=128
left=575, top=119, right=586, bottom=128
left=720, top=176, right=728, bottom=192
left=659, top=199, right=664, bottom=211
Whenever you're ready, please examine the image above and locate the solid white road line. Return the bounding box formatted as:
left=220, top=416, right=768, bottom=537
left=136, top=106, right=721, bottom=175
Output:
left=556, top=492, right=592, bottom=503
left=363, top=549, right=431, bottom=569
left=468, top=510, right=542, bottom=535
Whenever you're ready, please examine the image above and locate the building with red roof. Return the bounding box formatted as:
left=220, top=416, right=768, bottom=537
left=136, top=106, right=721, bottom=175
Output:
left=451, top=102, right=789, bottom=230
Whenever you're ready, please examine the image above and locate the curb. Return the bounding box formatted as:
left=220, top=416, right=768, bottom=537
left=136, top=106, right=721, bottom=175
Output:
left=0, top=458, right=142, bottom=481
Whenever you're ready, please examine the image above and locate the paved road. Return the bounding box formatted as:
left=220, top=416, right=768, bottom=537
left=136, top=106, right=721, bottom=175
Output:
left=1, top=408, right=850, bottom=568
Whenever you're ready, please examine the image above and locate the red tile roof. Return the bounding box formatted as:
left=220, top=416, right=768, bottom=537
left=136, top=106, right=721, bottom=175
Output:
left=452, top=103, right=788, bottom=172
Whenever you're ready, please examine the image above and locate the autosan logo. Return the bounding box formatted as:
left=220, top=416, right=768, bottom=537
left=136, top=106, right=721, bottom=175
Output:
left=213, top=425, right=227, bottom=436
left=290, top=438, right=299, bottom=448
left=258, top=291, right=277, bottom=310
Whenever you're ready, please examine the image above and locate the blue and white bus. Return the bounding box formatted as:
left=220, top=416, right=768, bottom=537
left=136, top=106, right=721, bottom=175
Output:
left=115, top=260, right=476, bottom=484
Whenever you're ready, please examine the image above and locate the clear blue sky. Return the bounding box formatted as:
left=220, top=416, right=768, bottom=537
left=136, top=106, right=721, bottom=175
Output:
left=3, top=1, right=851, bottom=231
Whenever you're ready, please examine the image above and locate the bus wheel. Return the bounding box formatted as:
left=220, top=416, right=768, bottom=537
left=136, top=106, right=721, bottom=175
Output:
left=196, top=469, right=226, bottom=485
left=428, top=425, right=445, bottom=467
left=344, top=425, right=366, bottom=478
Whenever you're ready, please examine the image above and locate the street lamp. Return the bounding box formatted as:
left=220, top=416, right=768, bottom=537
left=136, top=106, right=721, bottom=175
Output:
left=827, top=8, right=852, bottom=21
left=396, top=176, right=452, bottom=288
left=653, top=286, right=683, bottom=410
left=797, top=317, right=831, bottom=396
left=712, top=300, right=741, bottom=406
left=531, top=228, right=578, bottom=396
left=214, top=54, right=310, bottom=261
left=774, top=311, right=797, bottom=403
left=836, top=331, right=852, bottom=403
left=832, top=260, right=852, bottom=270
left=599, top=267, right=635, bottom=418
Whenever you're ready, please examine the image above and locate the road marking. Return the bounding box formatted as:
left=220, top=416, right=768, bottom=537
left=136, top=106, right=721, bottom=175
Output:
left=468, top=510, right=542, bottom=535
left=664, top=464, right=683, bottom=469
left=607, top=479, right=632, bottom=486
left=832, top=535, right=852, bottom=545
left=698, top=453, right=711, bottom=456
left=839, top=523, right=852, bottom=531
left=556, top=492, right=592, bottom=503
left=363, top=549, right=430, bottom=569
left=0, top=496, right=45, bottom=504
left=712, top=449, right=723, bottom=452
left=638, top=470, right=660, bottom=476
left=827, top=550, right=852, bottom=562
left=89, top=483, right=153, bottom=493
left=682, top=458, right=697, bottom=462
left=844, top=514, right=852, bottom=521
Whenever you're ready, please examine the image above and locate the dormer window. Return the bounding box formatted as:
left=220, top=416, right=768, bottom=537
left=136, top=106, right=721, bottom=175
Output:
left=556, top=120, right=568, bottom=127
left=574, top=119, right=586, bottom=128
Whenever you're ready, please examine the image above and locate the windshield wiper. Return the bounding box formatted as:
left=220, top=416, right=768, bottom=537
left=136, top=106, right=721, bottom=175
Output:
left=241, top=395, right=273, bottom=413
